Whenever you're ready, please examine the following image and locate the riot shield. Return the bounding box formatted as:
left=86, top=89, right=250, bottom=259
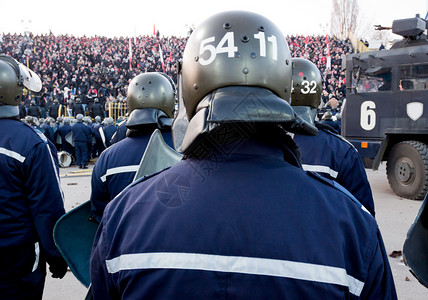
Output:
left=403, top=193, right=428, bottom=288
left=53, top=201, right=98, bottom=287
left=171, top=74, right=189, bottom=152
left=133, top=129, right=183, bottom=182
left=65, top=131, right=74, bottom=147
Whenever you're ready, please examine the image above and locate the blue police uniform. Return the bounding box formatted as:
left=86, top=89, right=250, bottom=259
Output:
left=320, top=118, right=341, bottom=134
left=90, top=131, right=172, bottom=222
left=110, top=120, right=127, bottom=145
left=90, top=137, right=396, bottom=299
left=41, top=122, right=54, bottom=143
left=58, top=123, right=73, bottom=155
left=92, top=123, right=105, bottom=157
left=0, top=118, right=66, bottom=299
left=293, top=122, right=375, bottom=216
left=103, top=125, right=117, bottom=148
left=72, top=122, right=92, bottom=168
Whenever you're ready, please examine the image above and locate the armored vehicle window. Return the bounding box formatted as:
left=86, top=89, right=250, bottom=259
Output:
left=352, top=67, right=392, bottom=93
left=399, top=64, right=428, bottom=91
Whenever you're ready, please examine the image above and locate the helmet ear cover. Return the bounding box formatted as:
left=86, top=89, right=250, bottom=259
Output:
left=0, top=55, right=22, bottom=87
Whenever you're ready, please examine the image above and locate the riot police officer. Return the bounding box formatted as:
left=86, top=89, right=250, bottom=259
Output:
left=92, top=116, right=105, bottom=158
left=41, top=117, right=55, bottom=144
left=58, top=117, right=74, bottom=156
left=90, top=72, right=175, bottom=222
left=102, top=117, right=117, bottom=148
left=72, top=114, right=91, bottom=169
left=0, top=55, right=68, bottom=299
left=291, top=58, right=375, bottom=216
left=90, top=11, right=396, bottom=299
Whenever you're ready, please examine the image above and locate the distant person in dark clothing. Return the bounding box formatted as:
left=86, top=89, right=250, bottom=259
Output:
left=49, top=99, right=60, bottom=120
left=91, top=98, right=104, bottom=119
left=27, top=100, right=41, bottom=118
left=72, top=98, right=84, bottom=117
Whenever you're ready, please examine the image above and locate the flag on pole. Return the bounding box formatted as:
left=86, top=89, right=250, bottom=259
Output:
left=153, top=24, right=156, bottom=36
left=326, top=35, right=331, bottom=70
left=129, top=38, right=133, bottom=70
left=159, top=44, right=165, bottom=73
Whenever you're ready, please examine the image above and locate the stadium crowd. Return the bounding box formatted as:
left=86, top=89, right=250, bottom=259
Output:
left=0, top=32, right=351, bottom=123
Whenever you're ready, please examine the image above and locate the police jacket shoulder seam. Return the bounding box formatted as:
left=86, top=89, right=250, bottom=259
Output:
left=121, top=166, right=171, bottom=192
left=306, top=170, right=369, bottom=215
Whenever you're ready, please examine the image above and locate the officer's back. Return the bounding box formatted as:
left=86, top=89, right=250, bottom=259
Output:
left=72, top=118, right=91, bottom=142
left=90, top=11, right=396, bottom=300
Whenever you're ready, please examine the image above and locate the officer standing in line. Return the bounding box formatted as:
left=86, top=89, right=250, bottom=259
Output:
left=92, top=116, right=105, bottom=158
left=58, top=117, right=74, bottom=156
left=90, top=11, right=396, bottom=299
left=102, top=117, right=117, bottom=148
left=90, top=72, right=175, bottom=222
left=41, top=117, right=55, bottom=144
left=0, top=55, right=68, bottom=299
left=291, top=58, right=375, bottom=216
left=72, top=114, right=91, bottom=169
left=83, top=116, right=95, bottom=162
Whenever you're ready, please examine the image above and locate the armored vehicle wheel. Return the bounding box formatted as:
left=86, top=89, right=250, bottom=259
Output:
left=387, top=141, right=428, bottom=200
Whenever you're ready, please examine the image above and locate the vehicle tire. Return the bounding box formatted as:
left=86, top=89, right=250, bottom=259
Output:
left=387, top=141, right=428, bottom=200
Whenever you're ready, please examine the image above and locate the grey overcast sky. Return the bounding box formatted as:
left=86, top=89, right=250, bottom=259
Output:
left=0, top=0, right=426, bottom=38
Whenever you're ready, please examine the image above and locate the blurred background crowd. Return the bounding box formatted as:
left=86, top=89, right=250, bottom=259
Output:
left=0, top=32, right=351, bottom=122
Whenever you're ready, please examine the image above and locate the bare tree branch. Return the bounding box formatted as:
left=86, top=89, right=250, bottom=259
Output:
left=330, top=0, right=359, bottom=39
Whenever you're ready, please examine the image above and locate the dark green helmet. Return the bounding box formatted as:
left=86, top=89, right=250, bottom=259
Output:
left=291, top=58, right=323, bottom=124
left=0, top=55, right=42, bottom=106
left=181, top=10, right=293, bottom=121
left=126, top=72, right=175, bottom=117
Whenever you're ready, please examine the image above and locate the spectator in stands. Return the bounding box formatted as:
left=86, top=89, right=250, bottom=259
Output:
left=1, top=31, right=352, bottom=125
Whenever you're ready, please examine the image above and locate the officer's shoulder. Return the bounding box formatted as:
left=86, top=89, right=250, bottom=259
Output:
left=118, top=166, right=171, bottom=196
left=307, top=170, right=372, bottom=215
left=316, top=122, right=355, bottom=149
left=13, top=122, right=49, bottom=146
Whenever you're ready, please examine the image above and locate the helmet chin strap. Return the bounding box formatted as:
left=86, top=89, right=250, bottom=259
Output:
left=0, top=105, right=19, bottom=118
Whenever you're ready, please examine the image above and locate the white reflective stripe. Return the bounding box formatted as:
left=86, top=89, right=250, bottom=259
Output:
left=46, top=144, right=65, bottom=202
left=105, top=252, right=364, bottom=296
left=302, top=164, right=339, bottom=179
left=100, top=165, right=140, bottom=182
left=0, top=147, right=26, bottom=163
left=32, top=242, right=40, bottom=272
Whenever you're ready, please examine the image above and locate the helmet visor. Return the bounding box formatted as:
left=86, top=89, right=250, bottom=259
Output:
left=18, top=63, right=42, bottom=92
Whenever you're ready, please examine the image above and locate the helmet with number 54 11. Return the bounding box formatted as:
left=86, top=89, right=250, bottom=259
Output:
left=174, top=10, right=317, bottom=153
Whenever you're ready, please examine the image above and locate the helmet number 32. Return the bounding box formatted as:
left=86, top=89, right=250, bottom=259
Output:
left=301, top=80, right=317, bottom=94
left=198, top=32, right=278, bottom=66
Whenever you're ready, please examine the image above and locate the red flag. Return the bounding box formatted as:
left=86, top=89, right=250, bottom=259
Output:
left=153, top=24, right=156, bottom=36
left=326, top=35, right=331, bottom=70
left=159, top=44, right=165, bottom=72
left=129, top=38, right=132, bottom=70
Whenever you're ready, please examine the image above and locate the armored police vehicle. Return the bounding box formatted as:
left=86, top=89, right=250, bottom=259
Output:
left=342, top=15, right=428, bottom=200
